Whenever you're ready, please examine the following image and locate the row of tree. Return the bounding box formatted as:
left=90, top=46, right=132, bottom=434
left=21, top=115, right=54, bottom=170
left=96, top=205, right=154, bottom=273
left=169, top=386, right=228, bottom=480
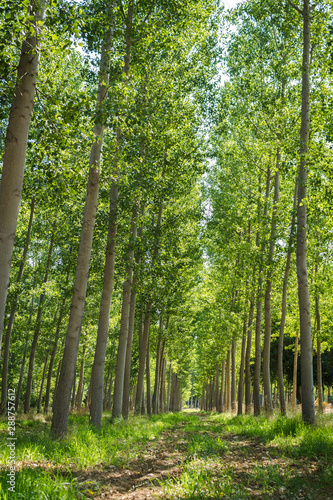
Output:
left=195, top=0, right=333, bottom=423
left=0, top=0, right=217, bottom=436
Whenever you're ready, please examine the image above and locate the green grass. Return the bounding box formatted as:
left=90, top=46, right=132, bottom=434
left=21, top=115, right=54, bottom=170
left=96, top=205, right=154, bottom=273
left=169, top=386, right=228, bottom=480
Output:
left=159, top=411, right=333, bottom=499
left=0, top=411, right=189, bottom=499
left=1, top=410, right=333, bottom=499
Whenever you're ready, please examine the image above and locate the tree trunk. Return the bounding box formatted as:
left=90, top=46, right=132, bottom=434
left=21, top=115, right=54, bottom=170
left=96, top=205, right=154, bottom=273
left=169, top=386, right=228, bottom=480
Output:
left=37, top=352, right=49, bottom=413
left=160, top=357, right=166, bottom=412
left=76, top=347, right=85, bottom=411
left=152, top=319, right=163, bottom=414
left=15, top=340, right=28, bottom=410
left=296, top=0, right=315, bottom=424
left=278, top=180, right=297, bottom=416
left=71, top=369, right=76, bottom=410
left=0, top=2, right=46, bottom=354
left=215, top=364, right=219, bottom=412
left=106, top=374, right=113, bottom=411
left=231, top=340, right=236, bottom=411
left=146, top=335, right=151, bottom=416
left=315, top=266, right=323, bottom=413
left=1, top=197, right=35, bottom=412
left=292, top=331, right=299, bottom=409
left=24, top=221, right=56, bottom=413
left=263, top=158, right=280, bottom=414
left=220, top=359, right=225, bottom=413
left=89, top=182, right=118, bottom=426
left=253, top=168, right=271, bottom=416
left=167, top=362, right=172, bottom=412
left=51, top=14, right=114, bottom=436
left=225, top=349, right=231, bottom=411
left=237, top=312, right=248, bottom=415
left=245, top=297, right=254, bottom=414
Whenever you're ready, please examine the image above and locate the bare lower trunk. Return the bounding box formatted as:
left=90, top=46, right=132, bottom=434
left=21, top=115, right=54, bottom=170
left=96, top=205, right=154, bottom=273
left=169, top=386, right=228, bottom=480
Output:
left=253, top=169, right=271, bottom=416
left=160, top=357, right=166, bottom=412
left=278, top=180, right=297, bottom=416
left=51, top=15, right=114, bottom=437
left=231, top=340, right=236, bottom=411
left=152, top=320, right=163, bottom=414
left=245, top=298, right=254, bottom=414
left=89, top=183, right=118, bottom=427
left=37, top=353, right=49, bottom=413
left=71, top=369, right=76, bottom=410
left=296, top=0, right=314, bottom=425
left=15, top=340, right=28, bottom=410
left=215, top=364, right=219, bottom=411
left=76, top=351, right=85, bottom=411
left=122, top=284, right=137, bottom=418
left=0, top=2, right=46, bottom=354
left=315, top=270, right=323, bottom=413
left=220, top=360, right=225, bottom=412
left=135, top=307, right=151, bottom=414
left=146, top=335, right=151, bottom=416
left=106, top=374, right=113, bottom=411
left=225, top=349, right=231, bottom=411
left=263, top=160, right=280, bottom=414
left=292, top=331, right=299, bottom=409
left=237, top=313, right=247, bottom=415
left=1, top=197, right=35, bottom=412
left=166, top=362, right=172, bottom=412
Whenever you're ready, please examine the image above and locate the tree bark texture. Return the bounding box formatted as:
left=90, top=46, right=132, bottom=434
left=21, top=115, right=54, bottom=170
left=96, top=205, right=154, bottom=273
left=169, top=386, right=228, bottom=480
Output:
left=1, top=197, right=35, bottom=412
left=253, top=168, right=271, bottom=416
left=315, top=265, right=323, bottom=413
left=296, top=0, right=315, bottom=424
left=15, top=340, right=28, bottom=410
left=76, top=347, right=85, bottom=411
left=263, top=159, right=280, bottom=414
left=0, top=2, right=47, bottom=355
left=245, top=297, right=254, bottom=414
left=146, top=335, right=151, bottom=416
left=237, top=312, right=248, bottom=415
left=292, top=331, right=299, bottom=409
left=225, top=349, right=231, bottom=411
left=37, top=352, right=49, bottom=413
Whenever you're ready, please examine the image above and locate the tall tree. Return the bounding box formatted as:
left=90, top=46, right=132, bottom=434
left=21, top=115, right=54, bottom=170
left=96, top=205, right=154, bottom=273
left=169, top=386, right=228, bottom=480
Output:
left=0, top=0, right=47, bottom=355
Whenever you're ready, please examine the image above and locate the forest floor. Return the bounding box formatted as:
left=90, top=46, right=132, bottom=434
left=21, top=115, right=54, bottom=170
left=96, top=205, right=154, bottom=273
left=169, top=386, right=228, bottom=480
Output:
left=1, top=410, right=333, bottom=499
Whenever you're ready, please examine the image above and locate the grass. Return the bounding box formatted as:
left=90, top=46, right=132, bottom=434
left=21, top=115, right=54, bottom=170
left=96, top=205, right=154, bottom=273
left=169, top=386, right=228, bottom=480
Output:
left=0, top=411, right=188, bottom=499
left=159, top=410, right=333, bottom=499
left=1, top=409, right=332, bottom=499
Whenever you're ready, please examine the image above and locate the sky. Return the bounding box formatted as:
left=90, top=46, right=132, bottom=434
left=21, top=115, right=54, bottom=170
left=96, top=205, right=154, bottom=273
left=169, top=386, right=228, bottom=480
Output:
left=223, top=0, right=245, bottom=8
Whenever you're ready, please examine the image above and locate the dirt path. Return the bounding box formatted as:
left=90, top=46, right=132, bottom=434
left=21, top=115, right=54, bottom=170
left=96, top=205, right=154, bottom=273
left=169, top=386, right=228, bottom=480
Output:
left=76, top=422, right=188, bottom=499
left=76, top=414, right=332, bottom=500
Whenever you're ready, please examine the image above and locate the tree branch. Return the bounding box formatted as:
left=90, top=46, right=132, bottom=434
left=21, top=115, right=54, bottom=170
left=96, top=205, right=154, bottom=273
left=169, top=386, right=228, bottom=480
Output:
left=286, top=0, right=303, bottom=15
